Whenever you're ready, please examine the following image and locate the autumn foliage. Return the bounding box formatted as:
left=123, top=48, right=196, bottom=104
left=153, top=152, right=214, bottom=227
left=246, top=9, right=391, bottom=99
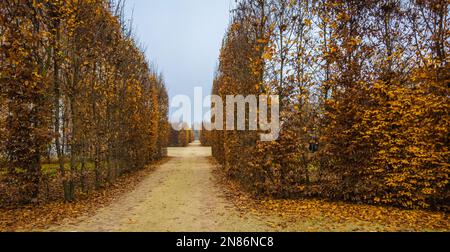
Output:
left=211, top=0, right=449, bottom=210
left=0, top=0, right=169, bottom=204
left=168, top=123, right=195, bottom=147
left=199, top=123, right=212, bottom=147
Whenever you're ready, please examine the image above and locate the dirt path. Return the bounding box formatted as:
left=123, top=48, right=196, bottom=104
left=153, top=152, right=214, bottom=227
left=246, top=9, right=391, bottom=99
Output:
left=46, top=142, right=449, bottom=232
left=48, top=142, right=273, bottom=232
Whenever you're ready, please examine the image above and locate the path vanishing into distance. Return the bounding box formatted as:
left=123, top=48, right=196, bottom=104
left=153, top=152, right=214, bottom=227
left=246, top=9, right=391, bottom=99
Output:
left=45, top=142, right=449, bottom=232
left=47, top=142, right=273, bottom=232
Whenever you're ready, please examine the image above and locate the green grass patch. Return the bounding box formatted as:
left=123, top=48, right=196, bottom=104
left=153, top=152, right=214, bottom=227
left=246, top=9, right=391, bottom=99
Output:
left=41, top=162, right=95, bottom=176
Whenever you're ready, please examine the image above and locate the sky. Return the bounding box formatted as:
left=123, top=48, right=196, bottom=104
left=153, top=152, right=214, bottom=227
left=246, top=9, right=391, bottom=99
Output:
left=123, top=0, right=234, bottom=125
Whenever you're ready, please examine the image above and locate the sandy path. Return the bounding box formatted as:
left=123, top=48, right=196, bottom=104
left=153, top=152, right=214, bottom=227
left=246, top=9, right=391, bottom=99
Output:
left=46, top=141, right=449, bottom=232
left=48, top=142, right=272, bottom=232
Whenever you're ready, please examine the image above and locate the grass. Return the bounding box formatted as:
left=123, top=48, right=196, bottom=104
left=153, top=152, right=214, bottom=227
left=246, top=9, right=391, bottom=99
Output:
left=41, top=162, right=96, bottom=176
left=1, top=160, right=110, bottom=180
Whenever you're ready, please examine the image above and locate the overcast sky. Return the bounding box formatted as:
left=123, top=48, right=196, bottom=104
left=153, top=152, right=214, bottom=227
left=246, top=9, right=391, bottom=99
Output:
left=124, top=0, right=234, bottom=125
